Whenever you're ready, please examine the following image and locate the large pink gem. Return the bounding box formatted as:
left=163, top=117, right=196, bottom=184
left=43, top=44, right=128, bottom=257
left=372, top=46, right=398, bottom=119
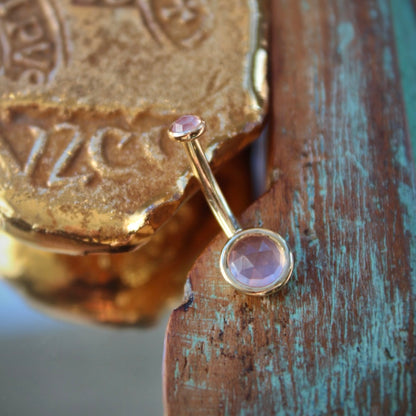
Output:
left=170, top=115, right=202, bottom=134
left=228, top=235, right=284, bottom=288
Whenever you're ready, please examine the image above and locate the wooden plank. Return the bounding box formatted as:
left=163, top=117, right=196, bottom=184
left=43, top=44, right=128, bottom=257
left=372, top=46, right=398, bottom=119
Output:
left=163, top=0, right=416, bottom=414
left=391, top=0, right=416, bottom=163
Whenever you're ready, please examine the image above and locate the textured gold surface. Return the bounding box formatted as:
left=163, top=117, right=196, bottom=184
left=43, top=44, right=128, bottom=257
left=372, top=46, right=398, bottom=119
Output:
left=0, top=0, right=268, bottom=253
left=0, top=151, right=253, bottom=325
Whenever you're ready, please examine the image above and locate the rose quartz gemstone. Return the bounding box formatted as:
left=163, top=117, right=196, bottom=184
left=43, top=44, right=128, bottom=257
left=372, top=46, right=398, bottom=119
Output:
left=170, top=115, right=202, bottom=135
left=227, top=235, right=284, bottom=288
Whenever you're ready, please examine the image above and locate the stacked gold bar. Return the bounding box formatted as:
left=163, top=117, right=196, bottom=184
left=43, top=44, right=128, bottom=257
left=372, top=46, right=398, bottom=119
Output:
left=0, top=0, right=268, bottom=324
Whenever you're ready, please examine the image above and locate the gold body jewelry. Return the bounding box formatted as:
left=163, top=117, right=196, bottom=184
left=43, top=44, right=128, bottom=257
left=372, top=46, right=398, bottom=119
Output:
left=168, top=115, right=293, bottom=296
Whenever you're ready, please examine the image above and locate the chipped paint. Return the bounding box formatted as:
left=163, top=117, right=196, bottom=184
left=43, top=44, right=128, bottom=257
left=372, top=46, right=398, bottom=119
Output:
left=163, top=0, right=416, bottom=414
left=391, top=0, right=416, bottom=163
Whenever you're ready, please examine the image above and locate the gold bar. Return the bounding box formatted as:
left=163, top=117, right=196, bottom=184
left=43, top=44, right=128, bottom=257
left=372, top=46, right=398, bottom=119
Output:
left=0, top=0, right=268, bottom=254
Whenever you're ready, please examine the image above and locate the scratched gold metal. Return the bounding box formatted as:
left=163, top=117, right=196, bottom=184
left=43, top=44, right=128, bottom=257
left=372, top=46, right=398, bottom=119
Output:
left=0, top=151, right=253, bottom=325
left=0, top=0, right=268, bottom=254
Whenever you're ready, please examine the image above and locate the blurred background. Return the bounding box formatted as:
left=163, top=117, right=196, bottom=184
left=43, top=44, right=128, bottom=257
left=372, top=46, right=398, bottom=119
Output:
left=0, top=279, right=166, bottom=416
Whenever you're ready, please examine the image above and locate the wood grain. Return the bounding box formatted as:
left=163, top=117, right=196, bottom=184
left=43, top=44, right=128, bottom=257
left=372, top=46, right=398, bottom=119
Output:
left=163, top=0, right=416, bottom=414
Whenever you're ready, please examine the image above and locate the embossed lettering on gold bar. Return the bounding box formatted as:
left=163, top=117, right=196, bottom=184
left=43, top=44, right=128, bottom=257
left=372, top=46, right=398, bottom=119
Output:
left=0, top=113, right=169, bottom=187
left=72, top=0, right=213, bottom=48
left=0, top=0, right=67, bottom=84
left=0, top=0, right=268, bottom=254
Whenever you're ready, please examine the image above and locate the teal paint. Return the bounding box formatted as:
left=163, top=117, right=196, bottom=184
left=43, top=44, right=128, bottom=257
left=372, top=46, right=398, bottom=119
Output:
left=336, top=22, right=354, bottom=54
left=164, top=1, right=416, bottom=414
left=383, top=46, right=395, bottom=81
left=398, top=180, right=416, bottom=298
left=283, top=1, right=412, bottom=411
left=391, top=0, right=416, bottom=163
left=389, top=3, right=416, bottom=367
left=301, top=0, right=311, bottom=12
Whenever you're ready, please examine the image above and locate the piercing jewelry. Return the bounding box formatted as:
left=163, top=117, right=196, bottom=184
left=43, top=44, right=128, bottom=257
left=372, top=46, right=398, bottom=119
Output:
left=168, top=115, right=294, bottom=296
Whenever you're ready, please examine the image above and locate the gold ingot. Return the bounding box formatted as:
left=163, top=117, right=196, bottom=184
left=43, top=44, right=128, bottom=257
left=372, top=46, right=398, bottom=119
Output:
left=0, top=0, right=268, bottom=254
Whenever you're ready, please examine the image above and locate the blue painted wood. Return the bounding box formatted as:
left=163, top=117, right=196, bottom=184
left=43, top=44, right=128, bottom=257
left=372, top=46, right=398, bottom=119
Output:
left=391, top=0, right=416, bottom=163
left=163, top=0, right=416, bottom=414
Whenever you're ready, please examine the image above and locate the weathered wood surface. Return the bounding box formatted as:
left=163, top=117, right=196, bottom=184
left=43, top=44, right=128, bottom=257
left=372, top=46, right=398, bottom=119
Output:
left=391, top=0, right=416, bottom=163
left=163, top=0, right=416, bottom=414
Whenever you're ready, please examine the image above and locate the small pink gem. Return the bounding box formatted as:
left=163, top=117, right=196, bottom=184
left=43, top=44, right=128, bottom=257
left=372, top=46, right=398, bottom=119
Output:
left=227, top=235, right=284, bottom=288
left=170, top=115, right=202, bottom=135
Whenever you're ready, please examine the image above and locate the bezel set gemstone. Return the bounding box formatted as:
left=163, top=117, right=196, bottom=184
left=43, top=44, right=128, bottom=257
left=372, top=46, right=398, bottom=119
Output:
left=168, top=115, right=206, bottom=141
left=220, top=228, right=293, bottom=295
left=169, top=115, right=294, bottom=296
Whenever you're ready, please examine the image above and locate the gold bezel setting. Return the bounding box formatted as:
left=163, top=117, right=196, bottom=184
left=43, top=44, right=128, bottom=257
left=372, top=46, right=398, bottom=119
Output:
left=220, top=228, right=294, bottom=296
left=168, top=115, right=206, bottom=142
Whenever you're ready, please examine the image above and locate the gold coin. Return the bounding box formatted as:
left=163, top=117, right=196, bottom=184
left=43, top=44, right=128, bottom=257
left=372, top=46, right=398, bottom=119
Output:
left=0, top=0, right=268, bottom=254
